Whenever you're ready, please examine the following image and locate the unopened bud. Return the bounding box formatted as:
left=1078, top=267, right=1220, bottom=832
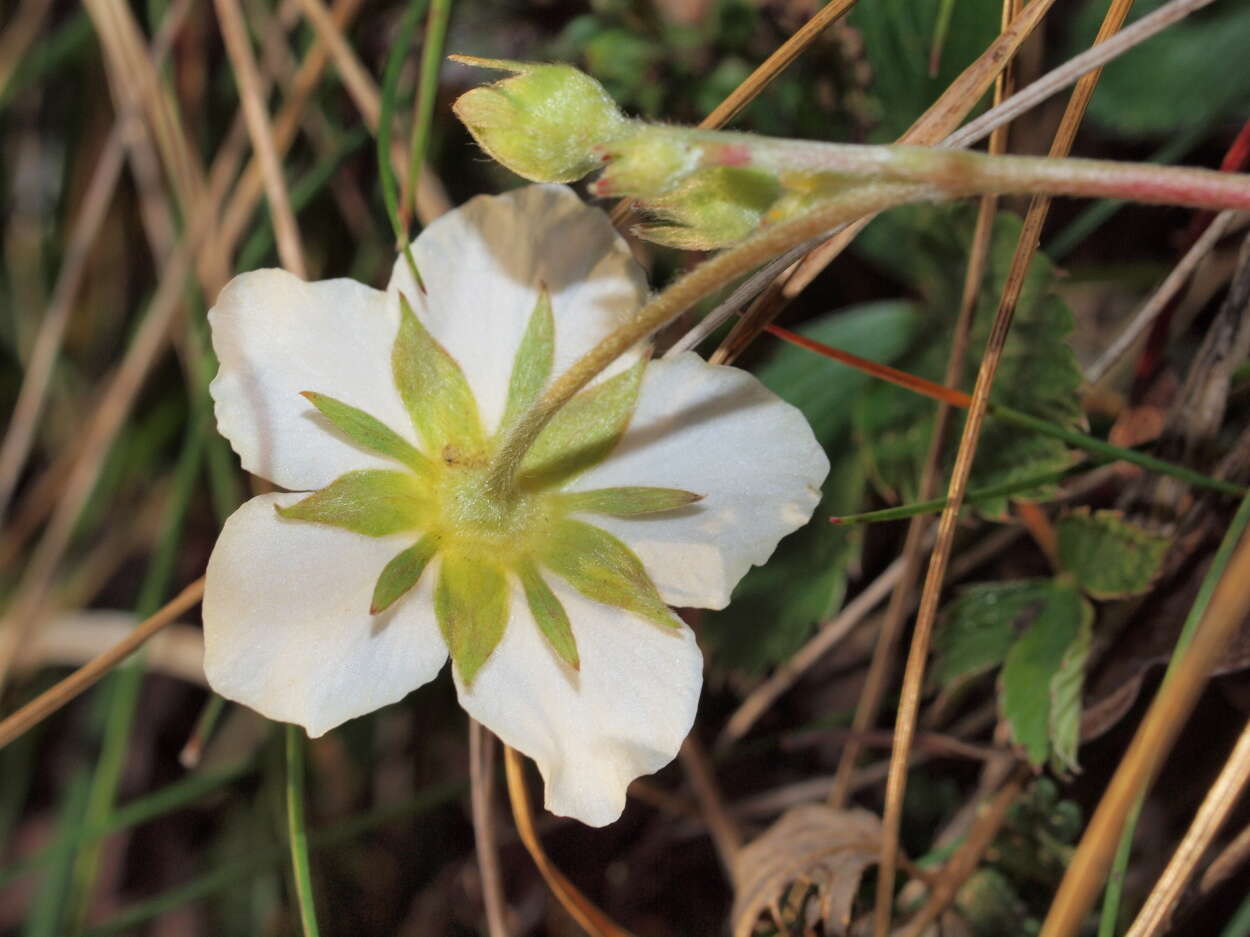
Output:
left=451, top=56, right=629, bottom=183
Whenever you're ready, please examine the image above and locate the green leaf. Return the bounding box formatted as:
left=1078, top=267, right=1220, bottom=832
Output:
left=1049, top=613, right=1092, bottom=776
left=1056, top=508, right=1170, bottom=599
left=392, top=293, right=485, bottom=457
left=934, top=580, right=1058, bottom=686
left=519, top=358, right=645, bottom=488
left=1072, top=0, right=1250, bottom=137
left=702, top=300, right=918, bottom=674
left=301, top=392, right=432, bottom=475
left=999, top=581, right=1092, bottom=768
left=517, top=559, right=578, bottom=669
left=558, top=486, right=702, bottom=517
left=849, top=0, right=1002, bottom=140
left=371, top=535, right=440, bottom=614
left=538, top=518, right=678, bottom=629
left=435, top=551, right=510, bottom=684
left=277, top=471, right=428, bottom=536
left=854, top=206, right=1083, bottom=516
left=500, top=286, right=555, bottom=431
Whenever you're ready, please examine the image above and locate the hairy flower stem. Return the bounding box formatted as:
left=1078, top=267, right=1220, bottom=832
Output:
left=632, top=129, right=1250, bottom=213
left=483, top=181, right=923, bottom=498
left=485, top=145, right=1250, bottom=498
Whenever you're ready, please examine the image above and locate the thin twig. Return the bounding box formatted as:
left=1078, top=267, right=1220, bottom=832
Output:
left=214, top=0, right=308, bottom=277
left=1085, top=210, right=1246, bottom=385
left=1124, top=717, right=1250, bottom=937
left=893, top=765, right=1029, bottom=937
left=502, top=746, right=637, bottom=937
left=678, top=736, right=742, bottom=877
left=874, top=0, right=1135, bottom=928
left=1038, top=519, right=1250, bottom=937
left=0, top=577, right=205, bottom=751
left=470, top=721, right=510, bottom=937
left=944, top=0, right=1220, bottom=151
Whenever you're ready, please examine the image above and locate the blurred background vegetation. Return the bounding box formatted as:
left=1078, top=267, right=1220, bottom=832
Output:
left=3, top=0, right=1250, bottom=934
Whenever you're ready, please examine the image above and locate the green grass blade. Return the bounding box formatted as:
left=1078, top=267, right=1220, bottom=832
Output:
left=406, top=0, right=452, bottom=214
left=286, top=726, right=321, bottom=937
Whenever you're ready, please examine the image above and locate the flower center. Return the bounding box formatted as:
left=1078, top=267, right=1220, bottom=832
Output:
left=433, top=456, right=551, bottom=560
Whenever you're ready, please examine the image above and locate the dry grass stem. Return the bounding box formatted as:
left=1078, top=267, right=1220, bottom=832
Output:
left=0, top=577, right=206, bottom=751
left=1039, top=525, right=1250, bottom=937
left=1085, top=210, right=1248, bottom=385
left=720, top=524, right=1022, bottom=749
left=0, top=0, right=55, bottom=100
left=678, top=735, right=742, bottom=875
left=470, top=720, right=511, bottom=937
left=214, top=0, right=308, bottom=277
left=944, top=0, right=1220, bottom=151
left=1123, top=717, right=1250, bottom=937
left=873, top=1, right=1135, bottom=929
left=710, top=0, right=1059, bottom=367
left=502, top=746, right=637, bottom=937
left=893, top=766, right=1028, bottom=937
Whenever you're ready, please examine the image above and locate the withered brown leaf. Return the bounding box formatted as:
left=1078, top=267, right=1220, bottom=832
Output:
left=731, top=805, right=882, bottom=937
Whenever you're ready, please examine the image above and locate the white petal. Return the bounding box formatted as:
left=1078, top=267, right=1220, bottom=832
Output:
left=203, top=493, right=447, bottom=737
left=568, top=353, right=830, bottom=610
left=456, top=577, right=702, bottom=827
left=388, top=185, right=648, bottom=435
left=209, top=268, right=416, bottom=491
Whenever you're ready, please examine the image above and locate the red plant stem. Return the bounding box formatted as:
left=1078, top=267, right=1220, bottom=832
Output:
left=763, top=324, right=972, bottom=408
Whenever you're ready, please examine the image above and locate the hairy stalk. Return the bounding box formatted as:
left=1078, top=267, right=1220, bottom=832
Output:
left=484, top=181, right=922, bottom=496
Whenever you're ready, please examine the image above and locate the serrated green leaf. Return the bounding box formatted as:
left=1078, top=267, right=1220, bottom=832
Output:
left=853, top=206, right=1083, bottom=514
left=371, top=535, right=439, bottom=614
left=500, top=287, right=554, bottom=432
left=302, top=391, right=432, bottom=475
left=435, top=551, right=509, bottom=684
left=277, top=470, right=428, bottom=536
left=558, top=486, right=702, bottom=517
left=1049, top=611, right=1092, bottom=776
left=519, top=358, right=645, bottom=489
left=517, top=558, right=578, bottom=669
left=392, top=293, right=485, bottom=456
left=999, top=581, right=1088, bottom=768
left=934, top=580, right=1058, bottom=685
left=538, top=518, right=678, bottom=629
left=1057, top=508, right=1170, bottom=599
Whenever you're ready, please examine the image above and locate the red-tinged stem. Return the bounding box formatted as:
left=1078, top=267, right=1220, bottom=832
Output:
left=675, top=131, right=1250, bottom=213
left=763, top=324, right=972, bottom=409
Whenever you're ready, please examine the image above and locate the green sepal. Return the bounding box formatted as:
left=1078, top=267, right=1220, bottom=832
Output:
left=435, top=550, right=510, bottom=684
left=558, top=486, right=702, bottom=517
left=392, top=293, right=485, bottom=458
left=500, top=286, right=555, bottom=432
left=302, top=391, right=432, bottom=476
left=518, top=558, right=578, bottom=670
left=634, top=167, right=780, bottom=250
left=520, top=357, right=645, bottom=489
left=538, top=518, right=678, bottom=629
left=371, top=535, right=440, bottom=614
left=277, top=470, right=428, bottom=537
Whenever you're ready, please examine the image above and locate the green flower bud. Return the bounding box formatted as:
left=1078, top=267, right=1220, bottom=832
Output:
left=451, top=56, right=630, bottom=183
left=589, top=130, right=699, bottom=199
left=635, top=167, right=780, bottom=250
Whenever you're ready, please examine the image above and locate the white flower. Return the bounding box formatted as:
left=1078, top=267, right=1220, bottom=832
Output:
left=202, top=184, right=829, bottom=826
